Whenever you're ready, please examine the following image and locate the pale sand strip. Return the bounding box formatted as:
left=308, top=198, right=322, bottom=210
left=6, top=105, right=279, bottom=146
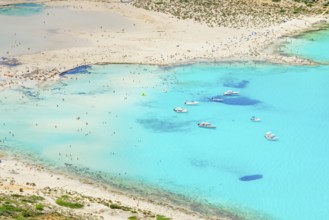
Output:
left=0, top=0, right=328, bottom=90
left=0, top=152, right=218, bottom=220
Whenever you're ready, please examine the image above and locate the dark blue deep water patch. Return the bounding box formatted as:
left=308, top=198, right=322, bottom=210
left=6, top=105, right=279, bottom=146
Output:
left=223, top=96, right=261, bottom=106
left=137, top=118, right=193, bottom=133
left=60, top=65, right=91, bottom=76
left=240, top=174, right=263, bottom=181
left=0, top=3, right=44, bottom=16
left=223, top=79, right=249, bottom=88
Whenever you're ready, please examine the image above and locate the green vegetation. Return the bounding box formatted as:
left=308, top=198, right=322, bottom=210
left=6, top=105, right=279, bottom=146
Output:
left=0, top=193, right=74, bottom=219
left=22, top=195, right=45, bottom=204
left=110, top=203, right=132, bottom=211
left=156, top=215, right=172, bottom=220
left=294, top=0, right=319, bottom=4
left=55, top=195, right=84, bottom=209
left=0, top=190, right=171, bottom=220
left=279, top=8, right=286, bottom=13
left=35, top=204, right=44, bottom=211
left=133, top=0, right=326, bottom=28
left=109, top=203, right=122, bottom=209
left=0, top=204, right=24, bottom=213
left=293, top=6, right=304, bottom=13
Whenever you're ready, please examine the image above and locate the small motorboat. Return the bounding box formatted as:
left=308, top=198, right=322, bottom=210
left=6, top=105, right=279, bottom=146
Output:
left=210, top=97, right=224, bottom=102
left=198, top=122, right=216, bottom=129
left=173, top=107, right=188, bottom=113
left=264, top=132, right=278, bottom=141
left=223, top=90, right=239, bottom=96
left=250, top=116, right=261, bottom=122
left=184, top=101, right=199, bottom=105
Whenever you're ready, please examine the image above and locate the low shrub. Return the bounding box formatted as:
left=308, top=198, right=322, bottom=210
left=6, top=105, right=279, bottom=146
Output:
left=55, top=196, right=83, bottom=209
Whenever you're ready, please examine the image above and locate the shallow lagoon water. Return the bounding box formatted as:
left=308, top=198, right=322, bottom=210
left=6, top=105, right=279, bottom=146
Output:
left=1, top=4, right=329, bottom=220
left=1, top=62, right=329, bottom=220
left=0, top=3, right=44, bottom=16
left=0, top=3, right=136, bottom=57
left=282, top=26, right=329, bottom=63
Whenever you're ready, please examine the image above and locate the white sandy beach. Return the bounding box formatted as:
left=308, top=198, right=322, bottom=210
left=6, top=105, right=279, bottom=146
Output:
left=0, top=0, right=328, bottom=90
left=0, top=152, right=212, bottom=220
left=0, top=0, right=329, bottom=219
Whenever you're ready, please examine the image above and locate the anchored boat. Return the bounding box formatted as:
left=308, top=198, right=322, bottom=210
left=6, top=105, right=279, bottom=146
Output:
left=173, top=107, right=188, bottom=113
left=198, top=122, right=216, bottom=129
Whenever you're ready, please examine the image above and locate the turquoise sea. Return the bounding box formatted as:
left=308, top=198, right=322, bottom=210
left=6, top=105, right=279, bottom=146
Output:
left=282, top=25, right=329, bottom=63
left=1, top=3, right=329, bottom=220
left=0, top=3, right=44, bottom=16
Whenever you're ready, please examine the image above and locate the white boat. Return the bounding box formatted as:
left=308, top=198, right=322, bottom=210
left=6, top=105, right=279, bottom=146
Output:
left=211, top=97, right=224, bottom=102
left=184, top=101, right=199, bottom=105
left=223, top=90, right=239, bottom=96
left=250, top=116, right=261, bottom=122
left=173, top=107, right=188, bottom=113
left=198, top=122, right=216, bottom=129
left=264, top=132, right=278, bottom=141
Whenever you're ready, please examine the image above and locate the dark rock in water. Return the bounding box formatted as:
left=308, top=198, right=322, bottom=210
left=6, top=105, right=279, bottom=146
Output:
left=60, top=65, right=91, bottom=76
left=240, top=174, right=263, bottom=181
left=22, top=90, right=40, bottom=98
left=0, top=57, right=20, bottom=67
left=223, top=96, right=260, bottom=106
left=18, top=87, right=42, bottom=100
left=223, top=79, right=249, bottom=88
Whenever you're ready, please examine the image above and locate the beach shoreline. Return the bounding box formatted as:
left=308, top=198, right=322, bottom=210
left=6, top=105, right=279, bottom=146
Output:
left=0, top=0, right=328, bottom=90
left=1, top=147, right=257, bottom=220
left=0, top=0, right=329, bottom=219
left=0, top=149, right=217, bottom=220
